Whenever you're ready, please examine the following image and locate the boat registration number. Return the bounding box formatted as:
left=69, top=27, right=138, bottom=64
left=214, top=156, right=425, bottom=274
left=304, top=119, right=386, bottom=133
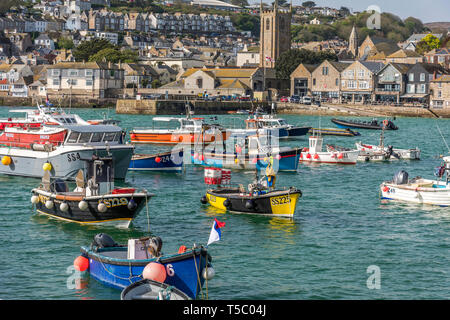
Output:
left=209, top=195, right=216, bottom=202
left=67, top=152, right=81, bottom=162
left=271, top=195, right=291, bottom=206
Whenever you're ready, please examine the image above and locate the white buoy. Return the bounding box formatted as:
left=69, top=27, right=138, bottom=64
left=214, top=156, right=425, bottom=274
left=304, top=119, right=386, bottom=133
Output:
left=45, top=200, right=54, bottom=209
left=60, top=202, right=69, bottom=212
left=78, top=200, right=88, bottom=211
left=202, top=266, right=215, bottom=280
left=31, top=195, right=39, bottom=204
left=97, top=202, right=107, bottom=213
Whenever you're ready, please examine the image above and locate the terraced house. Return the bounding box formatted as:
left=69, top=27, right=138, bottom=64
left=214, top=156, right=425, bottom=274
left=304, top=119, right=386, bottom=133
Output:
left=46, top=62, right=124, bottom=100
left=430, top=75, right=450, bottom=109
left=340, top=61, right=384, bottom=103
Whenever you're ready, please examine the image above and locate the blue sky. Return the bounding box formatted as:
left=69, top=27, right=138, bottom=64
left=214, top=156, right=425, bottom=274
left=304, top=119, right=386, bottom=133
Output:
left=257, top=0, right=450, bottom=23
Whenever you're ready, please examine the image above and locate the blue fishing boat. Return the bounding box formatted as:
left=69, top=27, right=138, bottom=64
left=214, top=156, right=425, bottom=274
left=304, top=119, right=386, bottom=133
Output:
left=76, top=234, right=212, bottom=299
left=128, top=150, right=184, bottom=172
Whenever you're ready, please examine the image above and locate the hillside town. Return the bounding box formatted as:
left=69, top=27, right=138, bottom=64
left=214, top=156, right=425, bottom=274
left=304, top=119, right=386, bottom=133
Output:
left=0, top=0, right=449, bottom=110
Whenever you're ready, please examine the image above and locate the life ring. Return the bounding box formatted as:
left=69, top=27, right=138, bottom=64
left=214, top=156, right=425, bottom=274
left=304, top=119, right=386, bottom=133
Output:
left=382, top=120, right=389, bottom=127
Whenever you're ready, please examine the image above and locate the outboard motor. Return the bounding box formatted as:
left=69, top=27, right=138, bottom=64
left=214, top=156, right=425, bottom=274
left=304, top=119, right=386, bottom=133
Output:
left=92, top=233, right=118, bottom=248
left=393, top=170, right=409, bottom=185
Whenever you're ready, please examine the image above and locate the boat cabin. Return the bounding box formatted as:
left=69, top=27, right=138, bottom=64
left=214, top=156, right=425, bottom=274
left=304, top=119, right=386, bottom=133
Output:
left=64, top=125, right=124, bottom=145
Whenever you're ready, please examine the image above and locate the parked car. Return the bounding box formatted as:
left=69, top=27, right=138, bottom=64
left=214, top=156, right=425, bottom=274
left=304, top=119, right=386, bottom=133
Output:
left=290, top=95, right=300, bottom=103
left=280, top=96, right=289, bottom=102
left=302, top=96, right=312, bottom=105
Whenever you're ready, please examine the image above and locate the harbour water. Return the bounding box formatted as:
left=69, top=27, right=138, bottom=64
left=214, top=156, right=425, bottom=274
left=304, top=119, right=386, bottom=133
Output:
left=0, top=107, right=449, bottom=300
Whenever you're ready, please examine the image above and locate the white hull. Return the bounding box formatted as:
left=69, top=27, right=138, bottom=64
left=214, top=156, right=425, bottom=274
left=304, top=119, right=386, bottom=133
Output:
left=380, top=179, right=450, bottom=206
left=300, top=150, right=359, bottom=165
left=356, top=142, right=420, bottom=160
left=0, top=144, right=133, bottom=179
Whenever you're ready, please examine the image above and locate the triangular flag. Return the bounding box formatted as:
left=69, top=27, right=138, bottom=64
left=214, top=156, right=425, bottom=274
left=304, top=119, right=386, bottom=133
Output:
left=207, top=218, right=225, bottom=245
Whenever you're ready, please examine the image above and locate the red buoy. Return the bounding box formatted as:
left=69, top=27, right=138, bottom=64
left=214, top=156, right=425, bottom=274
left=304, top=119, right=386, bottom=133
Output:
left=314, top=154, right=319, bottom=159
left=338, top=153, right=344, bottom=159
left=143, top=262, right=167, bottom=283
left=178, top=245, right=187, bottom=253
left=74, top=256, right=89, bottom=272
left=155, top=157, right=161, bottom=163
left=306, top=153, right=311, bottom=159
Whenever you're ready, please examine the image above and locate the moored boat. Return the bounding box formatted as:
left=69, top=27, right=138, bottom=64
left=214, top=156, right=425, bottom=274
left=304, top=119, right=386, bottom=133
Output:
left=31, top=156, right=151, bottom=228
left=129, top=150, right=184, bottom=172
left=76, top=233, right=213, bottom=299
left=300, top=134, right=359, bottom=165
left=121, top=279, right=191, bottom=300
left=308, top=127, right=360, bottom=137
left=332, top=118, right=398, bottom=130
left=202, top=166, right=301, bottom=217
left=380, top=158, right=450, bottom=206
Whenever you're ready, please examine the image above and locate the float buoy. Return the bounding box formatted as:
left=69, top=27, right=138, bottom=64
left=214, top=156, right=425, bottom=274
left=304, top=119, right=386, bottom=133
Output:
left=43, top=162, right=52, bottom=171
left=200, top=195, right=208, bottom=204
left=97, top=202, right=107, bottom=213
left=202, top=266, right=215, bottom=280
left=245, top=199, right=254, bottom=209
left=306, top=154, right=311, bottom=159
left=382, top=186, right=389, bottom=192
left=60, top=202, right=69, bottom=212
left=78, top=200, right=88, bottom=211
left=337, top=153, right=344, bottom=159
left=223, top=199, right=231, bottom=208
left=31, top=195, right=39, bottom=204
left=74, top=255, right=89, bottom=272
left=127, top=199, right=137, bottom=210
left=155, top=157, right=161, bottom=163
left=1, top=156, right=11, bottom=166
left=178, top=245, right=187, bottom=254
left=45, top=200, right=54, bottom=209
left=143, top=262, right=167, bottom=283
left=314, top=154, right=319, bottom=160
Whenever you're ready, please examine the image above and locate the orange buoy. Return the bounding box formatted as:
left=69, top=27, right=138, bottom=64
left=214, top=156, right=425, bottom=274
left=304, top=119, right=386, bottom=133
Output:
left=1, top=156, right=12, bottom=166
left=337, top=153, right=344, bottom=159
left=306, top=153, right=311, bottom=159
left=74, top=255, right=89, bottom=272
left=130, top=133, right=136, bottom=140
left=142, top=262, right=167, bottom=283
left=155, top=157, right=161, bottom=163
left=178, top=245, right=187, bottom=254
left=313, top=154, right=319, bottom=160
left=383, top=186, right=389, bottom=192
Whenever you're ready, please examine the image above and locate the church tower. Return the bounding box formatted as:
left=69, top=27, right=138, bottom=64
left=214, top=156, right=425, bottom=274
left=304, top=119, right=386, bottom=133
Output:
left=259, top=0, right=292, bottom=69
left=348, top=24, right=358, bottom=58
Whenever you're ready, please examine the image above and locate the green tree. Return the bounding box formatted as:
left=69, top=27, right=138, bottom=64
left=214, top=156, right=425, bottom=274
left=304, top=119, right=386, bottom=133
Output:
left=275, top=49, right=337, bottom=79
left=57, top=37, right=74, bottom=50
left=0, top=0, right=22, bottom=14
left=416, top=34, right=441, bottom=54
left=302, top=1, right=316, bottom=8
left=73, top=39, right=115, bottom=62
left=89, top=47, right=139, bottom=63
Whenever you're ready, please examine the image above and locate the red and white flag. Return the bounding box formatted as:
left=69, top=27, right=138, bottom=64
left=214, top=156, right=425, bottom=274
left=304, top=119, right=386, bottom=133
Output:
left=207, top=218, right=226, bottom=245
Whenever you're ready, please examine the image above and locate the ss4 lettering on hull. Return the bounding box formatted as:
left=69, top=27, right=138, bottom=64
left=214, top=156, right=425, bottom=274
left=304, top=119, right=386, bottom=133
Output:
left=99, top=198, right=128, bottom=208
left=67, top=152, right=81, bottom=162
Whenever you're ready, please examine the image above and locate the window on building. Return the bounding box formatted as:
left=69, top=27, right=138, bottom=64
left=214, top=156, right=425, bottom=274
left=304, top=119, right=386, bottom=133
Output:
left=420, top=73, right=426, bottom=82
left=196, top=77, right=203, bottom=88
left=53, top=79, right=60, bottom=86
left=409, top=73, right=414, bottom=82
left=266, top=18, right=270, bottom=30
left=312, top=78, right=316, bottom=86
left=322, top=67, right=328, bottom=75
left=438, top=90, right=442, bottom=98
left=407, top=84, right=415, bottom=93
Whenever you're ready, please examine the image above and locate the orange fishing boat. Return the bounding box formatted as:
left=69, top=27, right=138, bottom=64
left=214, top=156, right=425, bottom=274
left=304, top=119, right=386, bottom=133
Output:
left=130, top=116, right=229, bottom=145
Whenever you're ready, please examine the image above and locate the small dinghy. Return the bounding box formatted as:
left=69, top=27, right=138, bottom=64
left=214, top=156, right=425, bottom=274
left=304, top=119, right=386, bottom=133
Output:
left=75, top=233, right=214, bottom=299
left=201, top=165, right=301, bottom=218
left=129, top=150, right=184, bottom=172
left=332, top=118, right=398, bottom=130
left=300, top=133, right=359, bottom=165
left=31, top=156, right=152, bottom=228
left=121, top=279, right=191, bottom=300
left=380, top=157, right=450, bottom=206
left=356, top=129, right=420, bottom=161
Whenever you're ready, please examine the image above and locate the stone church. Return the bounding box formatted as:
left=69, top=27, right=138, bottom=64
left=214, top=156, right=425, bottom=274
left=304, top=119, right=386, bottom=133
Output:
left=257, top=0, right=292, bottom=94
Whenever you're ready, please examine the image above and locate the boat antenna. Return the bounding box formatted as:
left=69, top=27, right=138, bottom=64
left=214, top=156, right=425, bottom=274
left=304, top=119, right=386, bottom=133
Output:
left=436, top=123, right=450, bottom=153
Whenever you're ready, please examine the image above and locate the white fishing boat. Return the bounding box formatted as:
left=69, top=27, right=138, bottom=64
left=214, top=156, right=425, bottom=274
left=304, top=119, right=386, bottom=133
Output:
left=0, top=105, right=133, bottom=179
left=299, top=134, right=359, bottom=165
left=355, top=130, right=420, bottom=161
left=380, top=157, right=450, bottom=206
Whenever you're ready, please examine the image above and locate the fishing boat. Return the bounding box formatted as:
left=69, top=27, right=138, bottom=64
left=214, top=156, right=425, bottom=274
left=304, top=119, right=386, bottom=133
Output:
left=129, top=150, right=184, bottom=172
left=201, top=166, right=301, bottom=218
left=308, top=127, right=360, bottom=137
left=192, top=134, right=301, bottom=172
left=76, top=233, right=213, bottom=299
left=121, top=279, right=191, bottom=300
left=31, top=156, right=151, bottom=228
left=355, top=130, right=420, bottom=161
left=380, top=157, right=450, bottom=206
left=0, top=105, right=134, bottom=179
left=332, top=118, right=398, bottom=130
left=300, top=134, right=359, bottom=165
left=237, top=115, right=311, bottom=139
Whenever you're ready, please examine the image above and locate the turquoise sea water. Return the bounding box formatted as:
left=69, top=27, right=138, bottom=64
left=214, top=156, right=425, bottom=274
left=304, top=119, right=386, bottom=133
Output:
left=0, top=107, right=449, bottom=300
